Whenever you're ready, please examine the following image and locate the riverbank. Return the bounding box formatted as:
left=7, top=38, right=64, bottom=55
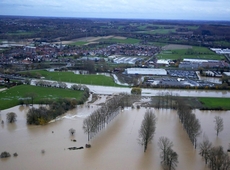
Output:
left=1, top=83, right=230, bottom=110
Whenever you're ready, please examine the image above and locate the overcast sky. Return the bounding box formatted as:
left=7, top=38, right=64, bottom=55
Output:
left=1, top=0, right=230, bottom=20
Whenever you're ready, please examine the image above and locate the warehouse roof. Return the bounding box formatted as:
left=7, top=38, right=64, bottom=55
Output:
left=125, top=68, right=167, bottom=75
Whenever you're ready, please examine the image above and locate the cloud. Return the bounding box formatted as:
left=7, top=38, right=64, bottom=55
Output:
left=0, top=0, right=230, bottom=20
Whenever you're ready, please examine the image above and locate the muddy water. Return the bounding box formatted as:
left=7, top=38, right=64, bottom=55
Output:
left=0, top=104, right=229, bottom=170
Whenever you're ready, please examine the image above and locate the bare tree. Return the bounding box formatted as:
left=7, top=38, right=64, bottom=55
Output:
left=83, top=116, right=96, bottom=142
left=214, top=116, right=223, bottom=137
left=158, top=136, right=174, bottom=164
left=6, top=112, right=17, bottom=123
left=158, top=137, right=178, bottom=170
left=139, top=109, right=156, bottom=152
left=207, top=146, right=230, bottom=170
left=199, top=137, right=212, bottom=164
left=69, top=128, right=76, bottom=135
left=167, top=148, right=178, bottom=170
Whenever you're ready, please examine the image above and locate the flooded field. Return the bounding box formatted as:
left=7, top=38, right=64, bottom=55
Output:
left=0, top=97, right=230, bottom=170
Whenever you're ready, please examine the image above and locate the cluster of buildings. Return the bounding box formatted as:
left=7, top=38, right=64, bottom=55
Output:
left=0, top=42, right=160, bottom=65
left=210, top=48, right=230, bottom=55
left=179, top=59, right=229, bottom=69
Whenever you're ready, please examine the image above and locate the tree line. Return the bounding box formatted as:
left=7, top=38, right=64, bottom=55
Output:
left=82, top=93, right=139, bottom=142
left=177, top=99, right=202, bottom=149
left=138, top=109, right=179, bottom=169
left=199, top=138, right=230, bottom=170
left=153, top=92, right=179, bottom=109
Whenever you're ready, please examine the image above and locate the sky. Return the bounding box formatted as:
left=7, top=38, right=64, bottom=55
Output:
left=1, top=0, right=230, bottom=20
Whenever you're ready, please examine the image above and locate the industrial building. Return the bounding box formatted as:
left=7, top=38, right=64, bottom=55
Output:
left=125, top=68, right=167, bottom=75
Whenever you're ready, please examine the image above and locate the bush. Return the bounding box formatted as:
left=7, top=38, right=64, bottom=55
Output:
left=26, top=98, right=80, bottom=125
left=1, top=151, right=11, bottom=158
left=131, top=87, right=142, bottom=95
left=6, top=112, right=17, bottom=123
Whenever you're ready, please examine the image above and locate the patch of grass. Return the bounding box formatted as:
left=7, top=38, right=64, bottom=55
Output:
left=137, top=25, right=147, bottom=30
left=70, top=41, right=87, bottom=46
left=198, top=97, right=230, bottom=110
left=0, top=85, right=84, bottom=110
left=101, top=38, right=140, bottom=44
left=186, top=26, right=199, bottom=30
left=157, top=46, right=224, bottom=60
left=22, top=70, right=121, bottom=87
left=136, top=29, right=176, bottom=34
left=7, top=31, right=35, bottom=36
left=149, top=42, right=167, bottom=47
left=213, top=41, right=230, bottom=47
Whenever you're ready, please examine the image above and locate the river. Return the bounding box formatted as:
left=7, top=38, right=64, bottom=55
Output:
left=1, top=96, right=230, bottom=170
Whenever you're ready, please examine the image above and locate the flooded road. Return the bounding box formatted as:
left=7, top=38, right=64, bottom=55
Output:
left=1, top=102, right=230, bottom=170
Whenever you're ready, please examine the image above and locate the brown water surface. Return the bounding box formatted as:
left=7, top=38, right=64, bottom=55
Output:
left=0, top=104, right=229, bottom=170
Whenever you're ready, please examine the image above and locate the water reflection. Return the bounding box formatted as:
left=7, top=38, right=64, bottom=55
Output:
left=0, top=105, right=229, bottom=170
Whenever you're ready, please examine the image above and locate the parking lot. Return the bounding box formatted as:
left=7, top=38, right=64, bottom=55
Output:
left=167, top=70, right=198, bottom=80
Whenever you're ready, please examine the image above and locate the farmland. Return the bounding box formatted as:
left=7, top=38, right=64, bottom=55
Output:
left=22, top=70, right=121, bottom=87
left=157, top=46, right=224, bottom=60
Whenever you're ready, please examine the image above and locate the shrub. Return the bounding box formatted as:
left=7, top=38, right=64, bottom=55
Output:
left=6, top=112, right=17, bottom=123
left=131, top=87, right=142, bottom=95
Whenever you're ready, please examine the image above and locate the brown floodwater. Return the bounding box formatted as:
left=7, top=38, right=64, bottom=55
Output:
left=0, top=101, right=230, bottom=170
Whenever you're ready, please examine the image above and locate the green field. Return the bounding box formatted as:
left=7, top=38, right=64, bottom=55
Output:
left=100, top=38, right=140, bottom=44
left=136, top=29, right=176, bottom=34
left=0, top=85, right=84, bottom=110
left=186, top=26, right=199, bottom=30
left=198, top=97, right=230, bottom=110
left=158, top=46, right=224, bottom=60
left=148, top=42, right=167, bottom=47
left=22, top=70, right=120, bottom=86
left=7, top=31, right=36, bottom=36
left=213, top=41, right=230, bottom=47
left=70, top=41, right=87, bottom=46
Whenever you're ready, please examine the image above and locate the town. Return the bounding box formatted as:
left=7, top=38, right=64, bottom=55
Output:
left=0, top=16, right=230, bottom=89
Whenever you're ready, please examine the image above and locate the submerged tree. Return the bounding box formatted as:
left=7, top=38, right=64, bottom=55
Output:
left=83, top=116, right=96, bottom=142
left=139, top=109, right=156, bottom=152
left=207, top=146, right=230, bottom=170
left=69, top=128, right=76, bottom=136
left=199, top=138, right=212, bottom=164
left=158, top=136, right=178, bottom=170
left=158, top=136, right=174, bottom=164
left=214, top=116, right=223, bottom=137
left=167, top=148, right=178, bottom=170
left=6, top=112, right=17, bottom=123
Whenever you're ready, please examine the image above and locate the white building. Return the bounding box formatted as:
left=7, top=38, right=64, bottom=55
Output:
left=210, top=48, right=230, bottom=54
left=125, top=68, right=167, bottom=75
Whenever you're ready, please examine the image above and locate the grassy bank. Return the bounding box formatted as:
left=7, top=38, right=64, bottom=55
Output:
left=22, top=70, right=121, bottom=87
left=0, top=85, right=84, bottom=110
left=198, top=97, right=230, bottom=110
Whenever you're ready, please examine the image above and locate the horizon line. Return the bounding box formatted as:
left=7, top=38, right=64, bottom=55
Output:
left=1, top=14, right=230, bottom=22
